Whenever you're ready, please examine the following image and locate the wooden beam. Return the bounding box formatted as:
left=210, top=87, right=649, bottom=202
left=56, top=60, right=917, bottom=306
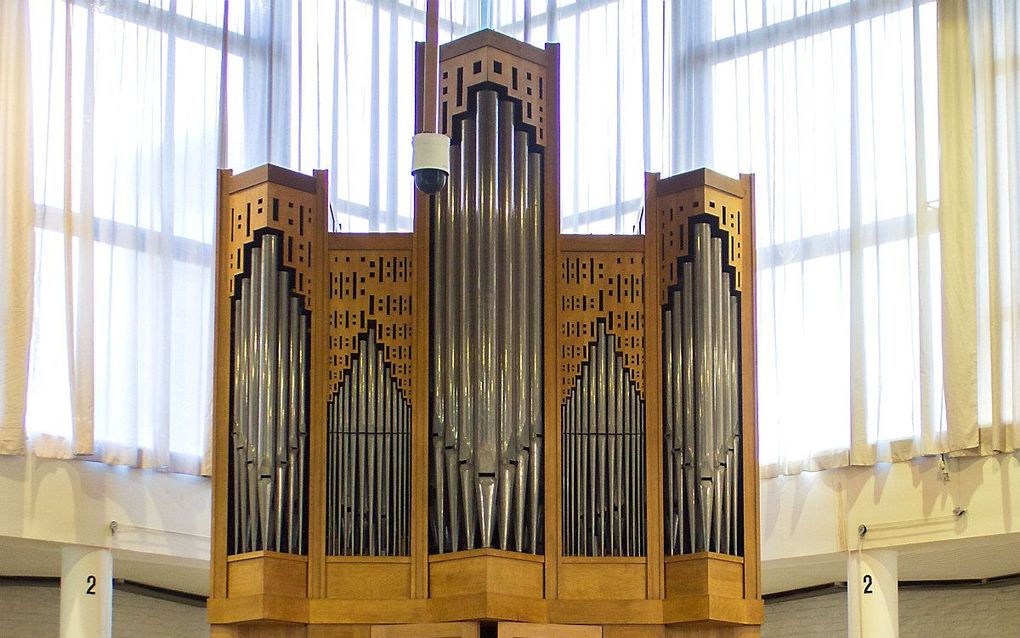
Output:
left=307, top=169, right=330, bottom=599
left=543, top=42, right=561, bottom=600
left=738, top=174, right=760, bottom=602
left=642, top=172, right=663, bottom=599
left=211, top=168, right=234, bottom=599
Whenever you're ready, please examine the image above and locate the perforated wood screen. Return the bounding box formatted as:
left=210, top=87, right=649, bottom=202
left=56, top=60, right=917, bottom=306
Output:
left=558, top=251, right=645, bottom=404
left=326, top=246, right=414, bottom=399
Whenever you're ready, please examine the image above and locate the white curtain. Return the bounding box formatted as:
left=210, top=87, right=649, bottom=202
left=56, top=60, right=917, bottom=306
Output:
left=15, top=0, right=1008, bottom=479
left=0, top=0, right=35, bottom=456
left=674, top=0, right=948, bottom=477
left=492, top=0, right=665, bottom=234
left=941, top=0, right=1020, bottom=456
left=7, top=0, right=661, bottom=475
left=23, top=0, right=226, bottom=473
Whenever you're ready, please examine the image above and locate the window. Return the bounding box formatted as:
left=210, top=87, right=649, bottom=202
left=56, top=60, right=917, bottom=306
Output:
left=673, top=0, right=945, bottom=474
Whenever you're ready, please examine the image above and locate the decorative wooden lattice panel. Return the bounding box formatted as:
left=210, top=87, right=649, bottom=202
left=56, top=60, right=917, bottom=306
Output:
left=327, top=249, right=414, bottom=398
left=225, top=183, right=319, bottom=309
left=657, top=181, right=747, bottom=302
left=558, top=253, right=645, bottom=403
left=440, top=42, right=547, bottom=147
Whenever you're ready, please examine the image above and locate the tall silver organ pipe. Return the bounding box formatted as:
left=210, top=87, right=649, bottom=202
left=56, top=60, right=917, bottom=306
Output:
left=562, top=323, right=646, bottom=557
left=326, top=326, right=411, bottom=556
left=663, top=222, right=742, bottom=557
left=229, top=232, right=309, bottom=555
left=431, top=90, right=544, bottom=554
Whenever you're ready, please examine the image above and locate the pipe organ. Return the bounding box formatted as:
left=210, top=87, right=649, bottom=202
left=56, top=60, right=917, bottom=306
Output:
left=210, top=25, right=762, bottom=638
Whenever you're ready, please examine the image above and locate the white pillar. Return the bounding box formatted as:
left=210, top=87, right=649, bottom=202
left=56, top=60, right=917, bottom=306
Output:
left=60, top=546, right=113, bottom=638
left=848, top=548, right=898, bottom=638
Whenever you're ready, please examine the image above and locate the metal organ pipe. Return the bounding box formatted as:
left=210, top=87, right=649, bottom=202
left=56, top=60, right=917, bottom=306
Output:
left=444, top=139, right=463, bottom=553
left=561, top=323, right=646, bottom=557
left=496, top=100, right=517, bottom=552
left=527, top=150, right=543, bottom=554
left=326, top=325, right=411, bottom=557
left=475, top=90, right=498, bottom=550
left=229, top=232, right=309, bottom=555
left=512, top=128, right=530, bottom=555
left=459, top=115, right=478, bottom=551
left=433, top=167, right=448, bottom=553
left=430, top=90, right=544, bottom=554
left=663, top=221, right=743, bottom=557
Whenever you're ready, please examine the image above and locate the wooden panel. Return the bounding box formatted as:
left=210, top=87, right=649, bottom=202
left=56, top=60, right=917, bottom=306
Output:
left=660, top=596, right=763, bottom=627
left=439, top=34, right=548, bottom=147
left=371, top=622, right=479, bottom=638
left=557, top=562, right=646, bottom=600
left=655, top=168, right=744, bottom=199
left=663, top=554, right=744, bottom=600
left=208, top=594, right=309, bottom=625
left=227, top=555, right=268, bottom=598
left=656, top=179, right=748, bottom=300
left=498, top=622, right=602, bottom=638
left=738, top=174, right=760, bottom=602
left=328, top=232, right=413, bottom=251
left=665, top=623, right=759, bottom=638
left=227, top=553, right=309, bottom=599
left=211, top=623, right=307, bottom=638
left=601, top=627, right=665, bottom=638
left=557, top=251, right=645, bottom=402
left=212, top=169, right=234, bottom=599
left=543, top=41, right=562, bottom=599
left=440, top=30, right=548, bottom=66
left=642, top=173, right=663, bottom=600
left=326, top=248, right=414, bottom=396
left=228, top=164, right=319, bottom=195
left=546, top=600, right=664, bottom=626
left=559, top=234, right=644, bottom=253
left=307, top=598, right=428, bottom=625
left=309, top=170, right=330, bottom=598
left=224, top=179, right=321, bottom=308
left=325, top=559, right=412, bottom=599
left=429, top=551, right=545, bottom=599
left=307, top=627, right=371, bottom=638
left=426, top=592, right=547, bottom=624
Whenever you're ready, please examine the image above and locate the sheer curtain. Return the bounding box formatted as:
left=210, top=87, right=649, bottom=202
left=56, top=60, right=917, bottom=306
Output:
left=23, top=0, right=226, bottom=473
left=487, top=0, right=669, bottom=233
left=674, top=0, right=947, bottom=477
left=941, top=0, right=1020, bottom=456
left=9, top=0, right=660, bottom=475
left=0, top=0, right=34, bottom=456
left=491, top=0, right=666, bottom=234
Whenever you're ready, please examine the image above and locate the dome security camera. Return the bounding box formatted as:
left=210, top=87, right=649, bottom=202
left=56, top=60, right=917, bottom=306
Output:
left=411, top=132, right=451, bottom=194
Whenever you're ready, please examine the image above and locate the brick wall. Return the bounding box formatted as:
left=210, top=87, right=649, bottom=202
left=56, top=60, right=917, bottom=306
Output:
left=0, top=584, right=208, bottom=638
left=762, top=581, right=1020, bottom=638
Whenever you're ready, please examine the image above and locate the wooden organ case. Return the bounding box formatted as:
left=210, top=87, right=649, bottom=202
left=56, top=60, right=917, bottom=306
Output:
left=209, top=25, right=762, bottom=638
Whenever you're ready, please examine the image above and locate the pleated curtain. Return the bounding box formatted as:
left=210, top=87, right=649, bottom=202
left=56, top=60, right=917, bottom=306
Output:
left=0, top=0, right=35, bottom=457
left=940, top=0, right=1020, bottom=457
